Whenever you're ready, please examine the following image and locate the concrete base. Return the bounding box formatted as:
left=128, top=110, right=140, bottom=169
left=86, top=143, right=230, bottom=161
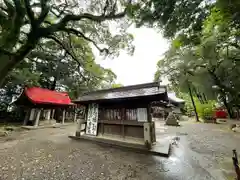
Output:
left=151, top=139, right=171, bottom=156
left=216, top=118, right=227, bottom=123
left=22, top=123, right=73, bottom=130
left=69, top=135, right=171, bottom=157
left=165, top=122, right=180, bottom=126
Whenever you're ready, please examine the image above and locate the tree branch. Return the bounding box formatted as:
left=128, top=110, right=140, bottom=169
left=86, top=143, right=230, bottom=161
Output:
left=0, top=48, right=13, bottom=56
left=229, top=42, right=240, bottom=49
left=47, top=1, right=131, bottom=34
left=0, top=0, right=25, bottom=49
left=37, top=0, right=50, bottom=24
left=12, top=0, right=24, bottom=14
left=24, top=0, right=35, bottom=27
left=63, top=27, right=109, bottom=53
left=103, top=0, right=110, bottom=16
left=3, top=0, right=14, bottom=16
left=66, top=33, right=86, bottom=61
left=28, top=50, right=59, bottom=61
left=46, top=35, right=82, bottom=66
left=51, top=1, right=73, bottom=18
left=61, top=10, right=126, bottom=25
left=46, top=35, right=107, bottom=82
left=0, top=5, right=8, bottom=14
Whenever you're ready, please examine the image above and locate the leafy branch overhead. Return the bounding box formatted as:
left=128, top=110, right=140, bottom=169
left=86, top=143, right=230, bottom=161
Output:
left=0, top=0, right=134, bottom=87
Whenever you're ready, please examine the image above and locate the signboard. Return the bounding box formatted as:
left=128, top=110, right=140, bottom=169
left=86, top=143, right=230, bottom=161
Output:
left=137, top=108, right=148, bottom=122
left=86, top=103, right=99, bottom=136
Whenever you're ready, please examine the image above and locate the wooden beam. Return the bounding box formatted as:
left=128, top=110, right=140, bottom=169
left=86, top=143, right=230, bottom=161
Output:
left=98, top=120, right=144, bottom=126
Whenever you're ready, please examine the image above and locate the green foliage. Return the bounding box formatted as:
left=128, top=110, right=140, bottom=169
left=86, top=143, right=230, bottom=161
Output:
left=0, top=0, right=134, bottom=106
left=203, top=7, right=231, bottom=36
left=151, top=1, right=240, bottom=119
left=178, top=92, right=216, bottom=120
left=172, top=38, right=183, bottom=49
left=1, top=33, right=120, bottom=103
left=129, top=0, right=210, bottom=38
left=111, top=83, right=123, bottom=88
left=178, top=92, right=194, bottom=115
left=196, top=100, right=216, bottom=120
left=0, top=0, right=135, bottom=88
left=130, top=0, right=239, bottom=40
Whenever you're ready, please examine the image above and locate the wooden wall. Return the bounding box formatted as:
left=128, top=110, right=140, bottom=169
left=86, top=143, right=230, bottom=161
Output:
left=95, top=100, right=150, bottom=139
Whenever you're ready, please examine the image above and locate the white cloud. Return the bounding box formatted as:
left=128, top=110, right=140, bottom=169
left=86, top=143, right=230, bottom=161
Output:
left=96, top=26, right=169, bottom=86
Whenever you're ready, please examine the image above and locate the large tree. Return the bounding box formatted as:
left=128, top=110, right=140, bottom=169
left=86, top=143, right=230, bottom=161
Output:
left=0, top=0, right=134, bottom=87
left=0, top=34, right=120, bottom=108
left=134, top=0, right=240, bottom=118
left=154, top=5, right=240, bottom=118
left=130, top=0, right=240, bottom=39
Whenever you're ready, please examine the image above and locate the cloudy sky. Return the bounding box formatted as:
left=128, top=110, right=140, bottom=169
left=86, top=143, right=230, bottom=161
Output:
left=96, top=26, right=170, bottom=86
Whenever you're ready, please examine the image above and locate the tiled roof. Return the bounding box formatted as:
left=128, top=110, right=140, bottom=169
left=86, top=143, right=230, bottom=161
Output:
left=24, top=87, right=73, bottom=105
left=74, top=82, right=167, bottom=102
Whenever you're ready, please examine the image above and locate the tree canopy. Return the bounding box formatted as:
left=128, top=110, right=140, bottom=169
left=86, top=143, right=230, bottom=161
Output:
left=148, top=0, right=240, bottom=118
left=0, top=0, right=137, bottom=110
left=0, top=0, right=135, bottom=87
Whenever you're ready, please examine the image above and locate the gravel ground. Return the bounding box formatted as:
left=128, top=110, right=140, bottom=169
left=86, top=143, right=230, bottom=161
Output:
left=0, top=125, right=177, bottom=180
left=155, top=120, right=240, bottom=179
left=0, top=121, right=239, bottom=180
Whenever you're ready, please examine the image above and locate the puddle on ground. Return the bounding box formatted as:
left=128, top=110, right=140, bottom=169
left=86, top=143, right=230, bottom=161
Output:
left=153, top=135, right=227, bottom=180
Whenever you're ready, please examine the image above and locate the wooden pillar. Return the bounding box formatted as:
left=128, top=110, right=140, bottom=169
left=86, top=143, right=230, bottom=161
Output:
left=29, top=108, right=36, bottom=121
left=51, top=109, right=55, bottom=119
left=76, top=119, right=81, bottom=137
left=121, top=108, right=125, bottom=138
left=23, top=109, right=30, bottom=125
left=147, top=103, right=156, bottom=144
left=46, top=109, right=51, bottom=120
left=147, top=104, right=152, bottom=122
left=62, top=109, right=66, bottom=124
left=34, top=109, right=41, bottom=127
left=163, top=110, right=165, bottom=121
left=74, top=110, right=77, bottom=122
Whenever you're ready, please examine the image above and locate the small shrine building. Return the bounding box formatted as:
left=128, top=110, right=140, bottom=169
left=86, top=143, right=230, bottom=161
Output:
left=14, top=87, right=75, bottom=126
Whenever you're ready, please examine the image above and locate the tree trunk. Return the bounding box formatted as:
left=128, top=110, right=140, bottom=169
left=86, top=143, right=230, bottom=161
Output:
left=187, top=81, right=199, bottom=122
left=50, top=77, right=57, bottom=90
left=0, top=55, right=18, bottom=87
left=0, top=55, right=31, bottom=88
left=208, top=70, right=234, bottom=118
left=222, top=94, right=234, bottom=118
left=0, top=34, right=39, bottom=88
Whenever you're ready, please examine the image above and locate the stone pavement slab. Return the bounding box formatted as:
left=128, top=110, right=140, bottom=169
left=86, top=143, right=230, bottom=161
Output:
left=69, top=135, right=171, bottom=157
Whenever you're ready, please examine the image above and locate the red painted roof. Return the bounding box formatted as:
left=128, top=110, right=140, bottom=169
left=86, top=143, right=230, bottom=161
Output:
left=25, top=87, right=73, bottom=105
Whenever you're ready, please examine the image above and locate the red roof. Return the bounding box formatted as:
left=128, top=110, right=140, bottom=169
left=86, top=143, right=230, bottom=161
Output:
left=24, top=87, right=73, bottom=105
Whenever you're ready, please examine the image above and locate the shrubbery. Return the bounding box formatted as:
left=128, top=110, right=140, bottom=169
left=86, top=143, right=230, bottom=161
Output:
left=179, top=92, right=216, bottom=120
left=196, top=100, right=216, bottom=120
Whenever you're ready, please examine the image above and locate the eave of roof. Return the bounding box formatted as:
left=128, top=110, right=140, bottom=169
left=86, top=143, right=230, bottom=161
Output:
left=16, top=87, right=74, bottom=106
left=74, top=82, right=167, bottom=103
left=167, top=92, right=185, bottom=103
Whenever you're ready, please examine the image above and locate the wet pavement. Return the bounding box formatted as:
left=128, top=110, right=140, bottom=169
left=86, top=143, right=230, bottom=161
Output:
left=0, top=122, right=239, bottom=179
left=155, top=123, right=223, bottom=180
left=155, top=120, right=240, bottom=180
